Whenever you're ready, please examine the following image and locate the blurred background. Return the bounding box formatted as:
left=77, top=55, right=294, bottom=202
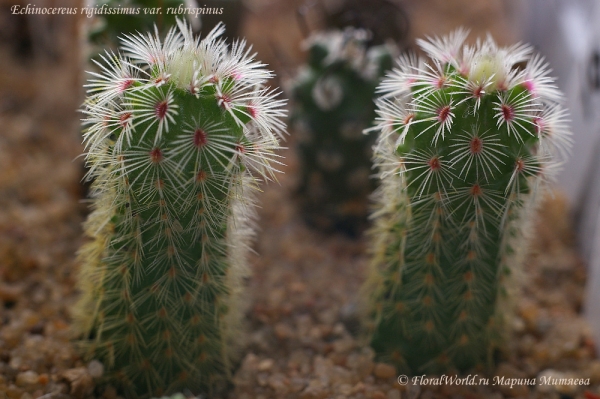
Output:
left=0, top=0, right=599, bottom=398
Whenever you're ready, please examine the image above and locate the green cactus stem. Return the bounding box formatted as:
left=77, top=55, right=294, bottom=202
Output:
left=74, top=20, right=286, bottom=397
left=289, top=28, right=396, bottom=235
left=364, top=29, right=571, bottom=374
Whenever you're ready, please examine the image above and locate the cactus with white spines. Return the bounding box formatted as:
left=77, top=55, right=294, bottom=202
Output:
left=74, top=20, right=286, bottom=397
left=364, top=30, right=571, bottom=374
left=289, top=28, right=396, bottom=235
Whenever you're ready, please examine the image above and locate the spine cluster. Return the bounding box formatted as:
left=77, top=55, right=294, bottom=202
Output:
left=289, top=28, right=396, bottom=234
left=75, top=20, right=285, bottom=397
left=364, top=29, right=571, bottom=373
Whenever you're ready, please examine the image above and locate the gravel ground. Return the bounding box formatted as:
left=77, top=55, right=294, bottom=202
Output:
left=1, top=1, right=599, bottom=398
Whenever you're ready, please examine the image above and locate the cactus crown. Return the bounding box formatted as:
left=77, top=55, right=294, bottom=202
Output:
left=290, top=28, right=396, bottom=234
left=365, top=29, right=570, bottom=373
left=75, top=20, right=285, bottom=397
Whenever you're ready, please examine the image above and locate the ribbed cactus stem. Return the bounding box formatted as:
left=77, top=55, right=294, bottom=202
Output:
left=365, top=30, right=571, bottom=373
left=74, top=21, right=286, bottom=397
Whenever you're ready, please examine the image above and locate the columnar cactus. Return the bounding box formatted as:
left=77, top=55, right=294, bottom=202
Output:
left=289, top=28, right=396, bottom=234
left=74, top=20, right=286, bottom=397
left=364, top=30, right=570, bottom=373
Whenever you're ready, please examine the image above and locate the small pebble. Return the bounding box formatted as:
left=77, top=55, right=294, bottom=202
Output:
left=387, top=389, right=401, bottom=399
left=332, top=337, right=355, bottom=354
left=535, top=315, right=553, bottom=335
left=289, top=377, right=307, bottom=393
left=300, top=379, right=328, bottom=399
left=512, top=316, right=525, bottom=333
left=6, top=385, right=23, bottom=399
left=256, top=372, right=269, bottom=387
left=332, top=323, right=346, bottom=336
left=352, top=382, right=366, bottom=393
left=519, top=302, right=539, bottom=329
left=87, top=360, right=104, bottom=379
left=371, top=390, right=386, bottom=399
left=274, top=323, right=294, bottom=339
left=15, top=371, right=39, bottom=387
left=373, top=363, right=396, bottom=379
left=258, top=358, right=274, bottom=372
left=60, top=367, right=94, bottom=397
left=339, top=384, right=352, bottom=395
left=267, top=373, right=289, bottom=393
left=0, top=283, right=24, bottom=302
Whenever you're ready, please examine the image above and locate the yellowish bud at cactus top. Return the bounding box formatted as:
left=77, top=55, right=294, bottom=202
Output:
left=169, top=50, right=200, bottom=89
left=468, top=53, right=506, bottom=91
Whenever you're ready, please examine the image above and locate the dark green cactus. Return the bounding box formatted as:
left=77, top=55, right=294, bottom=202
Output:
left=364, top=30, right=571, bottom=373
left=75, top=21, right=286, bottom=397
left=289, top=28, right=396, bottom=235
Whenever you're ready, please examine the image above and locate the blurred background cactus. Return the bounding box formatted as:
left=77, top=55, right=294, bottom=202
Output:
left=74, top=20, right=285, bottom=397
left=288, top=28, right=397, bottom=235
left=364, top=29, right=571, bottom=373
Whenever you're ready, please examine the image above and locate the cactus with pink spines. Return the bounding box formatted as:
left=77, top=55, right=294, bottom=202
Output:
left=74, top=21, right=286, bottom=397
left=364, top=29, right=571, bottom=373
